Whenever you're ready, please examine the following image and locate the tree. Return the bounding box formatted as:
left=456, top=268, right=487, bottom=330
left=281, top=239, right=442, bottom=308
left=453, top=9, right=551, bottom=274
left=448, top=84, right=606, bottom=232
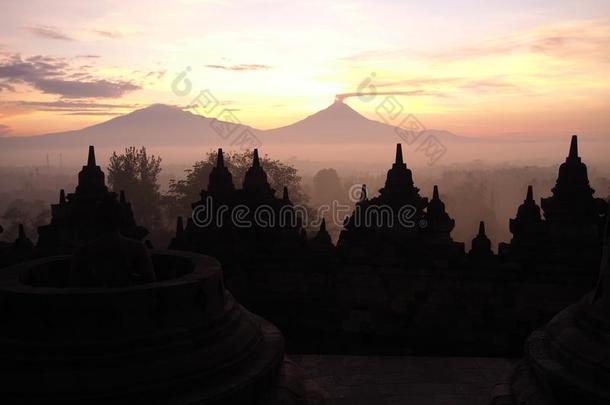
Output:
left=207, top=149, right=309, bottom=204
left=1, top=199, right=49, bottom=240
left=163, top=160, right=213, bottom=221
left=313, top=168, right=344, bottom=203
left=108, top=147, right=162, bottom=230
left=162, top=149, right=309, bottom=224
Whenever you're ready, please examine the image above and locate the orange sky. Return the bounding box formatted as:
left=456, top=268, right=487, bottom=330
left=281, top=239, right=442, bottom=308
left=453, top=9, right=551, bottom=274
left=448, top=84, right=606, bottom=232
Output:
left=1, top=1, right=610, bottom=138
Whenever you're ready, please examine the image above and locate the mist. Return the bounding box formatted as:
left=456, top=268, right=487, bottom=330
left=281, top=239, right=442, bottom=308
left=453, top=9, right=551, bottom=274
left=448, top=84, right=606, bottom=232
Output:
left=3, top=145, right=609, bottom=252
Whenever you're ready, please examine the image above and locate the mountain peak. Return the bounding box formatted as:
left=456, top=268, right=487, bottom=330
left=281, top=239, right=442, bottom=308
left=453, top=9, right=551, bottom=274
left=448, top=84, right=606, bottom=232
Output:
left=304, top=99, right=368, bottom=123
left=323, top=99, right=360, bottom=114
left=135, top=103, right=185, bottom=114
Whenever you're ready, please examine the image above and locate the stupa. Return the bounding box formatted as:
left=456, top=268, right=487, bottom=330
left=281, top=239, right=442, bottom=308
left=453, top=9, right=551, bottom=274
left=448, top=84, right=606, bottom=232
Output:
left=499, top=186, right=548, bottom=261
left=540, top=135, right=607, bottom=271
left=1, top=227, right=320, bottom=404
left=338, top=144, right=466, bottom=265
left=469, top=221, right=494, bottom=259
left=176, top=149, right=305, bottom=283
left=491, top=204, right=610, bottom=405
left=422, top=185, right=465, bottom=261
left=36, top=146, right=147, bottom=257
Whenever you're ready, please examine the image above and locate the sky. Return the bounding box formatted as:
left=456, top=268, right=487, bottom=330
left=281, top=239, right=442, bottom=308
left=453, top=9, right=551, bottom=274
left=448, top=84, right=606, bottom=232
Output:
left=1, top=0, right=610, bottom=138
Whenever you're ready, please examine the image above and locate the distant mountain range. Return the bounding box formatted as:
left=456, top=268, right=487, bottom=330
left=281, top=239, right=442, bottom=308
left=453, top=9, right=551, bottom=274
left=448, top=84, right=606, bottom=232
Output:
left=3, top=102, right=605, bottom=167
left=0, top=102, right=474, bottom=152
left=0, top=104, right=256, bottom=150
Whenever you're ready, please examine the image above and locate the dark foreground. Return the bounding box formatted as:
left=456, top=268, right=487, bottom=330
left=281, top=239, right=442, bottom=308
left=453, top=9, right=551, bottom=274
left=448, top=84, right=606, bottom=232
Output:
left=291, top=354, right=513, bottom=405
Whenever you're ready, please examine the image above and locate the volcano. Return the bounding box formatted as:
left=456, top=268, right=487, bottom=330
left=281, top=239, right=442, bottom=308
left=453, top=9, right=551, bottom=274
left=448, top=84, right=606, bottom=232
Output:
left=0, top=101, right=472, bottom=165
left=259, top=100, right=469, bottom=144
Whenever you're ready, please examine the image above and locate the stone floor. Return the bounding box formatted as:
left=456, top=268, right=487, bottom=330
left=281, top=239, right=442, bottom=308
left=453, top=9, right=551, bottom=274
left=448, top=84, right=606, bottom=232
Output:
left=290, top=354, right=514, bottom=405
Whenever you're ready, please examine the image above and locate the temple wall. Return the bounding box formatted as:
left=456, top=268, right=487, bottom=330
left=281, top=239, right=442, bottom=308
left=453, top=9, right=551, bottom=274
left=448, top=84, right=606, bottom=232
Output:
left=241, top=260, right=596, bottom=356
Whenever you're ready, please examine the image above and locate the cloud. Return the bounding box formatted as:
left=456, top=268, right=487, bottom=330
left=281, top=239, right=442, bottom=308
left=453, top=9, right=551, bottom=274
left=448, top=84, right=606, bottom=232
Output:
left=16, top=100, right=138, bottom=110
left=68, top=71, right=94, bottom=79
left=343, top=21, right=610, bottom=66
left=0, top=124, right=11, bottom=136
left=2, top=100, right=139, bottom=116
left=376, top=77, right=462, bottom=88
left=0, top=82, right=15, bottom=92
left=204, top=63, right=271, bottom=71
left=76, top=54, right=100, bottom=59
left=430, top=22, right=610, bottom=61
left=34, top=78, right=139, bottom=98
left=335, top=89, right=446, bottom=102
left=461, top=79, right=520, bottom=92
left=62, top=111, right=122, bottom=116
left=375, top=76, right=521, bottom=95
left=144, top=69, right=166, bottom=79
left=24, top=25, right=74, bottom=41
left=94, top=30, right=122, bottom=39
left=0, top=54, right=141, bottom=98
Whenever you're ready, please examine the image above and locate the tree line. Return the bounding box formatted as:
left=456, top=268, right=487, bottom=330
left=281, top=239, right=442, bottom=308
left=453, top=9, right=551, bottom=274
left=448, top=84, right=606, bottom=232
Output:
left=106, top=147, right=308, bottom=244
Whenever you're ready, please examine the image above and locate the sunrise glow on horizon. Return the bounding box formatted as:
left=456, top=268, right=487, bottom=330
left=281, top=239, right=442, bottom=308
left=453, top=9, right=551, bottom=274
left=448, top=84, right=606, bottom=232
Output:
left=1, top=0, right=610, bottom=138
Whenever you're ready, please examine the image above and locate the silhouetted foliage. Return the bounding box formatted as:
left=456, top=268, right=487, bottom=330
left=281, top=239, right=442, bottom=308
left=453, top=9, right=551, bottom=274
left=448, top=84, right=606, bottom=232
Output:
left=163, top=150, right=309, bottom=222
left=207, top=149, right=308, bottom=204
left=163, top=160, right=213, bottom=221
left=0, top=199, right=49, bottom=239
left=108, top=147, right=162, bottom=230
left=313, top=168, right=344, bottom=203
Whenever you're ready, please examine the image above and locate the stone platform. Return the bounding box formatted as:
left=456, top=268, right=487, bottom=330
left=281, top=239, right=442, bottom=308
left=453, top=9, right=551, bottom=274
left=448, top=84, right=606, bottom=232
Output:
left=291, top=354, right=514, bottom=405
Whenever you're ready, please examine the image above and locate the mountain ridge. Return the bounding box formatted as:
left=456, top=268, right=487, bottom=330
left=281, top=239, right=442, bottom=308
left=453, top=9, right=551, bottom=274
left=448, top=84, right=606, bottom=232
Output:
left=1, top=102, right=471, bottom=145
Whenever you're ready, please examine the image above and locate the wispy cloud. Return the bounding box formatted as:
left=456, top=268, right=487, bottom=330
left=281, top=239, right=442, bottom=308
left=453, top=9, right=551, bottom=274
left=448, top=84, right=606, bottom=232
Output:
left=0, top=54, right=140, bottom=98
left=144, top=69, right=166, bottom=79
left=0, top=81, right=15, bottom=92
left=460, top=79, right=521, bottom=93
left=429, top=22, right=610, bottom=61
left=205, top=63, right=271, bottom=71
left=342, top=21, right=610, bottom=65
left=15, top=100, right=138, bottom=110
left=1, top=99, right=138, bottom=118
left=375, top=76, right=522, bottom=95
left=93, top=30, right=122, bottom=39
left=62, top=111, right=122, bottom=116
left=335, top=89, right=447, bottom=102
left=24, top=25, right=74, bottom=41
left=376, top=77, right=462, bottom=88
